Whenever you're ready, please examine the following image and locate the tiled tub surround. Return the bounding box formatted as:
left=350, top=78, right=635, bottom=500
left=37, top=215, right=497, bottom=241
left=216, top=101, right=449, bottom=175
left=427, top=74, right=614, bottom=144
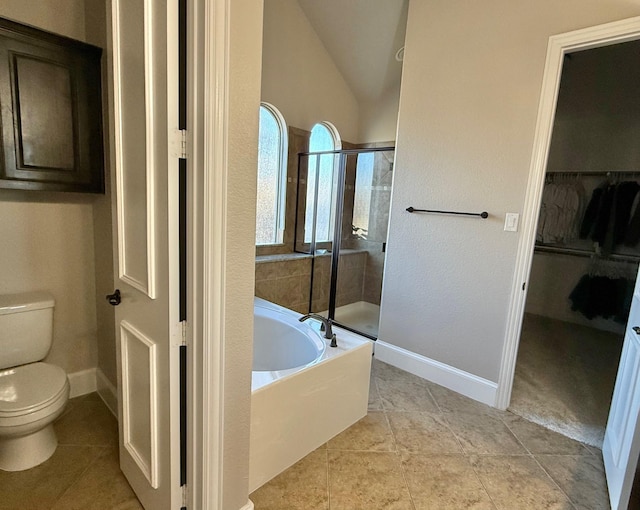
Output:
left=255, top=250, right=368, bottom=313
left=255, top=253, right=312, bottom=313
left=251, top=358, right=611, bottom=510
left=249, top=298, right=372, bottom=492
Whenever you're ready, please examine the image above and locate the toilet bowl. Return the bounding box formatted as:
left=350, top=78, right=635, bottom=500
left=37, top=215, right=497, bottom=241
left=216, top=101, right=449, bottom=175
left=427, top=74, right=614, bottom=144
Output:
left=0, top=362, right=70, bottom=471
left=0, top=292, right=69, bottom=471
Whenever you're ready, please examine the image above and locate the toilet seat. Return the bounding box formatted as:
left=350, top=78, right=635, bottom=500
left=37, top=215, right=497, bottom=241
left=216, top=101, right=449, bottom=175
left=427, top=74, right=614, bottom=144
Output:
left=0, top=362, right=68, bottom=418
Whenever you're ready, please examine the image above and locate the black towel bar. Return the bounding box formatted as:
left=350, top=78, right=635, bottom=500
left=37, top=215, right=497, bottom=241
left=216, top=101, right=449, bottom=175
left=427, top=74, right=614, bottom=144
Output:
left=406, top=207, right=489, bottom=219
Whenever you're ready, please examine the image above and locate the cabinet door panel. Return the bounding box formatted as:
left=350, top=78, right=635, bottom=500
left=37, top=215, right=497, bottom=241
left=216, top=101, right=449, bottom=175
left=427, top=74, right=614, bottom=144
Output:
left=0, top=17, right=104, bottom=193
left=15, top=55, right=75, bottom=170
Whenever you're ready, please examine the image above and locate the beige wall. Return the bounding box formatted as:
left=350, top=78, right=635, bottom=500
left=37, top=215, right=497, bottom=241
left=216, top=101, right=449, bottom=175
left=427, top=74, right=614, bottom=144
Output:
left=547, top=40, right=640, bottom=172
left=0, top=0, right=86, bottom=40
left=222, top=0, right=264, bottom=507
left=0, top=1, right=107, bottom=378
left=84, top=0, right=117, bottom=388
left=261, top=0, right=360, bottom=142
left=380, top=1, right=640, bottom=382
left=359, top=82, right=401, bottom=144
left=0, top=196, right=98, bottom=374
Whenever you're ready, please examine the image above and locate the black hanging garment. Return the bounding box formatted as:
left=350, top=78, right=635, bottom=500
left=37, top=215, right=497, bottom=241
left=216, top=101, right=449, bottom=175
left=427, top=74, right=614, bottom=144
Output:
left=580, top=185, right=605, bottom=240
left=625, top=193, right=640, bottom=247
left=569, top=274, right=634, bottom=323
left=613, top=181, right=640, bottom=245
left=591, top=185, right=615, bottom=245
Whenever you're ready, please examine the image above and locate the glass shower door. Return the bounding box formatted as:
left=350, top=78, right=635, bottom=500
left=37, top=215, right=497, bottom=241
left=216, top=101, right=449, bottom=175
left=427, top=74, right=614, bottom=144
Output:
left=295, top=151, right=337, bottom=316
left=331, top=149, right=393, bottom=338
left=297, top=147, right=394, bottom=338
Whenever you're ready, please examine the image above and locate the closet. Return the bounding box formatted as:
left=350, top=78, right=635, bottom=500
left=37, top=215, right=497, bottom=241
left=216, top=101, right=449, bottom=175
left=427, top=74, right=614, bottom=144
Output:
left=511, top=40, right=640, bottom=447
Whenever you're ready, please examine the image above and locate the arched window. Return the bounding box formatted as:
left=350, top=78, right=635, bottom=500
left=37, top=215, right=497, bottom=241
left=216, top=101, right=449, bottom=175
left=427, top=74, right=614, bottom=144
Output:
left=256, top=103, right=288, bottom=245
left=305, top=122, right=341, bottom=243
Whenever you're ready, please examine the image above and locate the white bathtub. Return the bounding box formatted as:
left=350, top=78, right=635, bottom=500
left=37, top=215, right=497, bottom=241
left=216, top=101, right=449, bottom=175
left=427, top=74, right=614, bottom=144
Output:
left=252, top=304, right=326, bottom=372
left=249, top=298, right=373, bottom=492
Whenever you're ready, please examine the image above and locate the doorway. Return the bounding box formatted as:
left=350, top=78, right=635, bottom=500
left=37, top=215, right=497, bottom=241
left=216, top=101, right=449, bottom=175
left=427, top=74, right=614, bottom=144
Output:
left=509, top=40, right=640, bottom=447
left=498, top=15, right=640, bottom=510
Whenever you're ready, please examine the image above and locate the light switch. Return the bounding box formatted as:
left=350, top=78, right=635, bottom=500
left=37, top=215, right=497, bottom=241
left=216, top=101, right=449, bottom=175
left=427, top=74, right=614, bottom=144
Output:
left=504, top=213, right=519, bottom=232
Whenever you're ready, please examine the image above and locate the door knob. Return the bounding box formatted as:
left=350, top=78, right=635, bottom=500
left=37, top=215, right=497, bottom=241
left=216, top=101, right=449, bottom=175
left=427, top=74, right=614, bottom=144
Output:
left=633, top=326, right=640, bottom=335
left=106, top=289, right=121, bottom=306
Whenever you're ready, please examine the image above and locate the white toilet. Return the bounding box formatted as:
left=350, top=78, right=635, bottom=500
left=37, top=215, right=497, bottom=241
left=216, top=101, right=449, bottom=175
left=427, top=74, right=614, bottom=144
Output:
left=0, top=291, right=70, bottom=471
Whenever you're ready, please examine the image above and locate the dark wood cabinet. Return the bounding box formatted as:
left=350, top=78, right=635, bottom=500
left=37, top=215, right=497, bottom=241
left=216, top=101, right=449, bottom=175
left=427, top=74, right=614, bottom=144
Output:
left=0, top=17, right=104, bottom=193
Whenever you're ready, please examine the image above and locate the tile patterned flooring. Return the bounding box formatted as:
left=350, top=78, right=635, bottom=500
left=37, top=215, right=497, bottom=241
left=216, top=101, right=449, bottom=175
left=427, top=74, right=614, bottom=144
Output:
left=250, top=358, right=611, bottom=510
left=0, top=393, right=142, bottom=510
left=0, top=361, right=612, bottom=510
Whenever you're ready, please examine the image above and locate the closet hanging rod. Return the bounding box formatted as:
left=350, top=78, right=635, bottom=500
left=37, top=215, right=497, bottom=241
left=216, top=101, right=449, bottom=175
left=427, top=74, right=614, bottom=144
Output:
left=406, top=207, right=489, bottom=219
left=535, top=244, right=640, bottom=263
left=546, top=171, right=640, bottom=177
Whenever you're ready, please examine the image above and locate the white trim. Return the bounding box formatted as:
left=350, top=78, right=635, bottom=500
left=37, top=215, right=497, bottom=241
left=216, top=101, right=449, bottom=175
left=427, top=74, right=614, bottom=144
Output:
left=241, top=501, right=255, bottom=510
left=67, top=368, right=97, bottom=398
left=120, top=320, right=159, bottom=489
left=143, top=0, right=157, bottom=299
left=375, top=340, right=498, bottom=407
left=194, top=0, right=230, bottom=508
left=315, top=120, right=341, bottom=150
left=112, top=0, right=157, bottom=299
left=67, top=368, right=117, bottom=417
left=497, top=16, right=640, bottom=410
left=96, top=367, right=118, bottom=418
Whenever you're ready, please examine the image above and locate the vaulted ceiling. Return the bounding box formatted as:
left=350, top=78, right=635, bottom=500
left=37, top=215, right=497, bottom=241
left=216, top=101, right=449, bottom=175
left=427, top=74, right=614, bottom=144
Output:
left=296, top=0, right=409, bottom=104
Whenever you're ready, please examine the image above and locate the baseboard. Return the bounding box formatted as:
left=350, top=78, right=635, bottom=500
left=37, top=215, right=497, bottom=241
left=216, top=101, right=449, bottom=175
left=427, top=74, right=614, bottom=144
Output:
left=241, top=501, right=254, bottom=510
left=67, top=368, right=97, bottom=398
left=374, top=340, right=498, bottom=407
left=96, top=368, right=118, bottom=418
left=67, top=367, right=118, bottom=419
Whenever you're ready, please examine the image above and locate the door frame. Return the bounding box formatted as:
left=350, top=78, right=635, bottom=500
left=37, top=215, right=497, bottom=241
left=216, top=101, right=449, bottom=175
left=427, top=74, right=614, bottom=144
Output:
left=496, top=15, right=640, bottom=410
left=185, top=0, right=228, bottom=507
left=187, top=0, right=228, bottom=507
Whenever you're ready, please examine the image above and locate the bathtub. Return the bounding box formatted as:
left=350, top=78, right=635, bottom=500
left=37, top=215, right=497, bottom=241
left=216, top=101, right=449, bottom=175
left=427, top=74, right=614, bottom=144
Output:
left=252, top=304, right=326, bottom=373
left=249, top=298, right=373, bottom=492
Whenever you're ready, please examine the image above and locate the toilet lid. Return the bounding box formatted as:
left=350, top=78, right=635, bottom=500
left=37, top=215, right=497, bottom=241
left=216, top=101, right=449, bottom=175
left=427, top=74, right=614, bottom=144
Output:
left=0, top=362, right=68, bottom=414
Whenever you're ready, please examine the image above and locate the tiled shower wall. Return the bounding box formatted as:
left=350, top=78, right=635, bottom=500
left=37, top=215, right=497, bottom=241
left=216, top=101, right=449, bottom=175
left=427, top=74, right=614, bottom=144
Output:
left=310, top=251, right=367, bottom=313
left=342, top=142, right=394, bottom=306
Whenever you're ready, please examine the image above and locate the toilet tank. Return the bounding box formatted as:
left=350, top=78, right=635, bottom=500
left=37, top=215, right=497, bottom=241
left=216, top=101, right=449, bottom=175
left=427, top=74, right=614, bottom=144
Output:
left=0, top=291, right=55, bottom=370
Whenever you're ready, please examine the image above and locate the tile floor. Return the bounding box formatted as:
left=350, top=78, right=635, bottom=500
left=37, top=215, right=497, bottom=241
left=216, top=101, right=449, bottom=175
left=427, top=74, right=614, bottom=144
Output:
left=250, top=358, right=611, bottom=510
left=0, top=360, right=614, bottom=510
left=0, top=393, right=142, bottom=510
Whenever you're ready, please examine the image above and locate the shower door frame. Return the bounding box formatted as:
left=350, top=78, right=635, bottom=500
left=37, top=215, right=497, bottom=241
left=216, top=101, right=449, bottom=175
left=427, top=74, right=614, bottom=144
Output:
left=295, top=146, right=395, bottom=340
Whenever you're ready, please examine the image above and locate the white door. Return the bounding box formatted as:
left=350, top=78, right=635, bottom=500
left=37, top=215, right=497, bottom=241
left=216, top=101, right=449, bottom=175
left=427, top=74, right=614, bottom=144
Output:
left=603, top=266, right=640, bottom=509
left=109, top=0, right=181, bottom=508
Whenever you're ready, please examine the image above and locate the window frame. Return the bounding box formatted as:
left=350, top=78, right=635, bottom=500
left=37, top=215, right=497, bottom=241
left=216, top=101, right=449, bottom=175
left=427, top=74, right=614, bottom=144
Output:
left=305, top=121, right=342, bottom=244
left=256, top=102, right=289, bottom=245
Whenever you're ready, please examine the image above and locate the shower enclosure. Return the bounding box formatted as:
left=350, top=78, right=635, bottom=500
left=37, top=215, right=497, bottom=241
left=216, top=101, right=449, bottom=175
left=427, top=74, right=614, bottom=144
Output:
left=295, top=146, right=394, bottom=339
